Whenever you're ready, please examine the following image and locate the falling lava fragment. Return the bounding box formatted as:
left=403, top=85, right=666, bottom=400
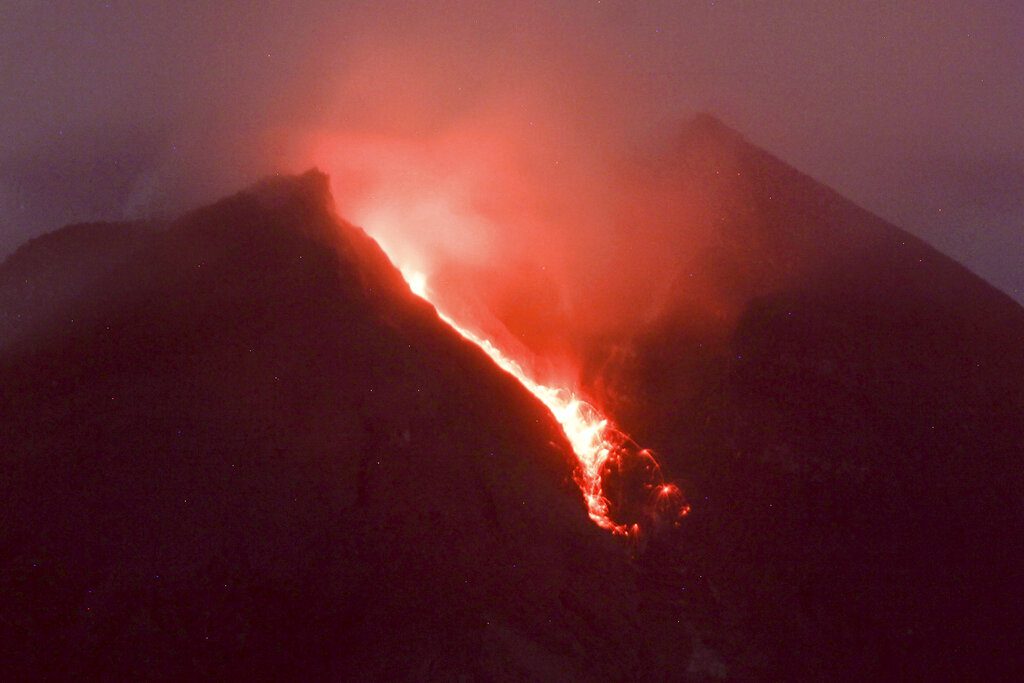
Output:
left=397, top=265, right=689, bottom=537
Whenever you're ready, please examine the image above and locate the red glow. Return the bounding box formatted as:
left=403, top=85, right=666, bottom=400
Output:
left=297, top=120, right=696, bottom=536
left=384, top=262, right=687, bottom=537
left=287, top=117, right=693, bottom=366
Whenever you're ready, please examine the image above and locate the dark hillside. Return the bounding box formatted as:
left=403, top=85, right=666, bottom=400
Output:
left=0, top=171, right=679, bottom=680
left=0, top=220, right=154, bottom=350
left=589, top=116, right=1024, bottom=679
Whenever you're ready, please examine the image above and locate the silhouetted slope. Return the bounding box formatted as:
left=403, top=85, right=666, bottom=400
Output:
left=0, top=220, right=155, bottom=350
left=0, top=172, right=683, bottom=680
left=589, top=115, right=1024, bottom=679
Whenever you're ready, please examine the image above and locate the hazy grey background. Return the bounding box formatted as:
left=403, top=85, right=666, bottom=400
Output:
left=2, top=1, right=1021, bottom=301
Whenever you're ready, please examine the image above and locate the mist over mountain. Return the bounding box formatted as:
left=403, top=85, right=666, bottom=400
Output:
left=1, top=118, right=1022, bottom=679
left=4, top=3, right=1021, bottom=303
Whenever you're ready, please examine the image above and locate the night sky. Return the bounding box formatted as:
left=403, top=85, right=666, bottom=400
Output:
left=2, top=1, right=1021, bottom=301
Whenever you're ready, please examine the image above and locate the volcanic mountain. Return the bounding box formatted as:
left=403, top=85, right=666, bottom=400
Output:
left=2, top=116, right=1022, bottom=680
left=0, top=172, right=689, bottom=679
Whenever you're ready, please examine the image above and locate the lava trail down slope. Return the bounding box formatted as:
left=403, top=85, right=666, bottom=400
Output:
left=0, top=172, right=691, bottom=679
left=389, top=268, right=689, bottom=537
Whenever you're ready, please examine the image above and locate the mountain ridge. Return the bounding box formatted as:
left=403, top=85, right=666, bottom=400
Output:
left=585, top=113, right=1024, bottom=679
left=0, top=170, right=691, bottom=680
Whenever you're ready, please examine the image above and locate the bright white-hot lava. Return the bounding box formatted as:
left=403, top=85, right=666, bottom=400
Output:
left=386, top=263, right=690, bottom=537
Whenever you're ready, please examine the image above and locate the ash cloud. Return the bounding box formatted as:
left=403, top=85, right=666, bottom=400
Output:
left=2, top=1, right=1022, bottom=313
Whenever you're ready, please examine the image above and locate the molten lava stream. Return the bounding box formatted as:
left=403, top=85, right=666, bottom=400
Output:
left=399, top=268, right=688, bottom=537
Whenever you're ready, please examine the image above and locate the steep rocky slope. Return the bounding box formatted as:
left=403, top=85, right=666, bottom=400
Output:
left=587, top=115, right=1024, bottom=679
left=0, top=172, right=683, bottom=679
left=0, top=220, right=154, bottom=350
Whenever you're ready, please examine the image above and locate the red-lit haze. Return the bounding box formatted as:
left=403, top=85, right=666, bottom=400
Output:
left=252, top=7, right=720, bottom=382
left=285, top=113, right=708, bottom=390
left=267, top=31, right=711, bottom=534
left=4, top=3, right=1023, bottom=301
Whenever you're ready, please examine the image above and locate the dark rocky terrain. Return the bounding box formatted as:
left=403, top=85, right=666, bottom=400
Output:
left=0, top=220, right=155, bottom=351
left=584, top=115, right=1024, bottom=679
left=0, top=172, right=687, bottom=679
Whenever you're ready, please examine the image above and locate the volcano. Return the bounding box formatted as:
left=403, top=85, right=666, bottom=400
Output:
left=2, top=117, right=1022, bottom=679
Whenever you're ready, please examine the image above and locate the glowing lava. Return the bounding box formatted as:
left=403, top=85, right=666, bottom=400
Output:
left=387, top=263, right=689, bottom=537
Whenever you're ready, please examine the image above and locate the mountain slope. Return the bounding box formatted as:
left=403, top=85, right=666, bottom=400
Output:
left=588, top=115, right=1024, bottom=679
left=0, top=171, right=684, bottom=680
left=0, top=220, right=155, bottom=350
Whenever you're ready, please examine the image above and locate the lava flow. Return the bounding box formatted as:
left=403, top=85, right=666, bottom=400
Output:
left=395, top=267, right=689, bottom=537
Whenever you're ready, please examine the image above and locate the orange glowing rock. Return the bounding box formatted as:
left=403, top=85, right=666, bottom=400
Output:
left=387, top=265, right=687, bottom=537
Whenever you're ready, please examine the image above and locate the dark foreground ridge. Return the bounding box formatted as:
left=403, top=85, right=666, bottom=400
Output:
left=0, top=171, right=687, bottom=679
